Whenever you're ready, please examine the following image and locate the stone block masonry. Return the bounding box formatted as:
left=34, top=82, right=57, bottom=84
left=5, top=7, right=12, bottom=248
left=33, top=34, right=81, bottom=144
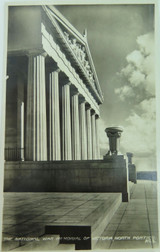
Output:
left=4, top=157, right=129, bottom=202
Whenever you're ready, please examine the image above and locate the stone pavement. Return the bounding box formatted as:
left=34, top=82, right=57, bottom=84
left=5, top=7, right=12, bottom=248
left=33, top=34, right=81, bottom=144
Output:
left=1, top=192, right=121, bottom=250
left=95, top=180, right=159, bottom=249
left=1, top=180, right=159, bottom=250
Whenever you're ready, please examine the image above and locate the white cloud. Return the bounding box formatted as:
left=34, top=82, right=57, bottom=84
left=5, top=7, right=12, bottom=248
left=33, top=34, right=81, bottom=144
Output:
left=129, top=70, right=145, bottom=87
left=126, top=50, right=144, bottom=69
left=120, top=98, right=156, bottom=155
left=115, top=85, right=134, bottom=101
left=137, top=32, right=154, bottom=55
left=115, top=32, right=155, bottom=100
left=114, top=32, right=156, bottom=161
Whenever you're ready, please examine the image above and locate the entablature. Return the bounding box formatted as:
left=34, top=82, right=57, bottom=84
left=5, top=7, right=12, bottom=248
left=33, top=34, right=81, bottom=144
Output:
left=42, top=5, right=104, bottom=105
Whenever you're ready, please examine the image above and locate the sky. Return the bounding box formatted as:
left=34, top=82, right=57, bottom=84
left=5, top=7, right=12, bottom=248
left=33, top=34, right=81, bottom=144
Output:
left=56, top=4, right=155, bottom=171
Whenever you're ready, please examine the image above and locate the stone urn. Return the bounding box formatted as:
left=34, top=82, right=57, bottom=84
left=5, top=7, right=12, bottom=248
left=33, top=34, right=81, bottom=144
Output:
left=105, top=126, right=123, bottom=156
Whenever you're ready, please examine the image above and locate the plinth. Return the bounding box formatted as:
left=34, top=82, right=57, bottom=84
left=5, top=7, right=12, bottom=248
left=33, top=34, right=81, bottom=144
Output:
left=126, top=152, right=137, bottom=184
left=103, top=126, right=129, bottom=202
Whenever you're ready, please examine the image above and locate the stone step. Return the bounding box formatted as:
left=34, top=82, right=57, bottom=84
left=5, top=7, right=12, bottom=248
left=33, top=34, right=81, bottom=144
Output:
left=45, top=193, right=122, bottom=250
left=9, top=235, right=60, bottom=251
left=54, top=244, right=75, bottom=250
left=89, top=193, right=122, bottom=248
left=2, top=241, right=20, bottom=251
left=2, top=192, right=122, bottom=250
left=7, top=235, right=75, bottom=251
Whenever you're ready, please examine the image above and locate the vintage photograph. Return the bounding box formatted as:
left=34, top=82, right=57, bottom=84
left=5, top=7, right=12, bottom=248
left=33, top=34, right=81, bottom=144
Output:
left=1, top=0, right=159, bottom=251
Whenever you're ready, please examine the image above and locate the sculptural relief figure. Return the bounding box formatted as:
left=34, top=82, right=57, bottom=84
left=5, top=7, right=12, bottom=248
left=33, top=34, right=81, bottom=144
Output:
left=80, top=47, right=86, bottom=62
left=63, top=31, right=95, bottom=86
left=64, top=31, right=70, bottom=41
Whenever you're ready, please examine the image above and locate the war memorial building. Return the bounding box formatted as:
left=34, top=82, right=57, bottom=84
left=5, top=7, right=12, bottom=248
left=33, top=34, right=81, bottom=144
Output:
left=4, top=4, right=130, bottom=202
left=2, top=4, right=158, bottom=251
left=5, top=5, right=103, bottom=162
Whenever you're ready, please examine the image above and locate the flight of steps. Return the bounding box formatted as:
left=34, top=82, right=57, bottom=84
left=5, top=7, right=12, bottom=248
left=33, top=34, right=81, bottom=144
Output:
left=45, top=193, right=122, bottom=250
left=2, top=192, right=122, bottom=251
left=2, top=235, right=75, bottom=251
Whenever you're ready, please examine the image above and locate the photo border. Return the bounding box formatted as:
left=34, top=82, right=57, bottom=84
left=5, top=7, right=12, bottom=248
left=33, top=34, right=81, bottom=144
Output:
left=0, top=1, right=160, bottom=251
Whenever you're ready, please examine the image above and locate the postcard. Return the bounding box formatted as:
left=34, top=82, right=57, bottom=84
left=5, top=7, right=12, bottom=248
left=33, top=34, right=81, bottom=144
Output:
left=0, top=0, right=159, bottom=251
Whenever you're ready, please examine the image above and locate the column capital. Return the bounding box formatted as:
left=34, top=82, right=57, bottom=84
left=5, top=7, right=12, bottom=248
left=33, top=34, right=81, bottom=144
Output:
left=62, top=81, right=72, bottom=87
left=71, top=86, right=79, bottom=96
left=49, top=68, right=60, bottom=74
left=79, top=95, right=86, bottom=104
left=55, top=68, right=61, bottom=73
left=66, top=81, right=72, bottom=86
left=85, top=103, right=91, bottom=110
left=91, top=109, right=96, bottom=116
left=72, top=90, right=79, bottom=96
left=47, top=63, right=60, bottom=74
left=27, top=49, right=47, bottom=58
left=95, top=114, right=100, bottom=119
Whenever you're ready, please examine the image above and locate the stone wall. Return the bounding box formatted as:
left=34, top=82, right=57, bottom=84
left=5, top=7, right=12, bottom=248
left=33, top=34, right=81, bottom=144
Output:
left=4, top=157, right=129, bottom=201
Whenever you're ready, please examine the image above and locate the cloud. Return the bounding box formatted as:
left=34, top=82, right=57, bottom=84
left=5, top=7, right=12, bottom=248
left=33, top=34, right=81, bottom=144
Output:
left=114, top=32, right=156, bottom=161
left=115, top=32, right=155, bottom=101
left=137, top=32, right=154, bottom=55
left=120, top=97, right=156, bottom=156
left=129, top=70, right=145, bottom=87
left=115, top=85, right=134, bottom=101
left=126, top=50, right=144, bottom=68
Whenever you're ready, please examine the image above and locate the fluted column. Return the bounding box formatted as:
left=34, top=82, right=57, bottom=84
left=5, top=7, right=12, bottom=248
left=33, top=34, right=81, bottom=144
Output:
left=71, top=90, right=81, bottom=160
left=86, top=105, right=92, bottom=160
left=21, top=102, right=24, bottom=161
left=25, top=53, right=47, bottom=161
left=91, top=111, right=97, bottom=159
left=48, top=69, right=61, bottom=160
left=79, top=98, right=87, bottom=160
left=95, top=115, right=100, bottom=159
left=62, top=82, right=72, bottom=160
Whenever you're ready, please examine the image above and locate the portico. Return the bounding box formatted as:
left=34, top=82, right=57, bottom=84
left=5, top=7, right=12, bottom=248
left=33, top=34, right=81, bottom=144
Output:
left=5, top=5, right=103, bottom=161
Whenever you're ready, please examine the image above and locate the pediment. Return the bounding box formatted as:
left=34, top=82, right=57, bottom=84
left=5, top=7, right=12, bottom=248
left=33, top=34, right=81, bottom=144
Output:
left=43, top=5, right=104, bottom=104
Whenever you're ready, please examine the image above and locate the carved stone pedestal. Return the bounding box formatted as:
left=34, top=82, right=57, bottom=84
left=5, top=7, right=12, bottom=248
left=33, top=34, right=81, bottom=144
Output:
left=104, top=126, right=123, bottom=156
left=103, top=126, right=129, bottom=202
left=127, top=152, right=137, bottom=184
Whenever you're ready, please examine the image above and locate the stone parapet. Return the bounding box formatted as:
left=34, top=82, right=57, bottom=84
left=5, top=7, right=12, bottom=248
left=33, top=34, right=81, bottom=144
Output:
left=4, top=160, right=129, bottom=202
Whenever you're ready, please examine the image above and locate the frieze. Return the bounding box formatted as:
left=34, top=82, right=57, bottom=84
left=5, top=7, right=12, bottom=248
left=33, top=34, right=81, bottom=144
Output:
left=64, top=31, right=95, bottom=85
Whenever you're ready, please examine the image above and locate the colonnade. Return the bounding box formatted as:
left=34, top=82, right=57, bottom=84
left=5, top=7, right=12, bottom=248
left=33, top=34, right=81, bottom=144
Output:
left=25, top=53, right=100, bottom=161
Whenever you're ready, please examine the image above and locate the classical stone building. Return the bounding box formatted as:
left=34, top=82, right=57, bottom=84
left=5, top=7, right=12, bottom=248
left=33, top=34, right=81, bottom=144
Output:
left=5, top=5, right=103, bottom=162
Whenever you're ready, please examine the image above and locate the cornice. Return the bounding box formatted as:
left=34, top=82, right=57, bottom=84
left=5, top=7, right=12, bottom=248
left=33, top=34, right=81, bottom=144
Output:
left=42, top=5, right=104, bottom=104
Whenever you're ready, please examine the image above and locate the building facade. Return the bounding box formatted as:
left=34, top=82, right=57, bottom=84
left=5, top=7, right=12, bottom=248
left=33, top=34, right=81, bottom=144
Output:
left=5, top=5, right=103, bottom=161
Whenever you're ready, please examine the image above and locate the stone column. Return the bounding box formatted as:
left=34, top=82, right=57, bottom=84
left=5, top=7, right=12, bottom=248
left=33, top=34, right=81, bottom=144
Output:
left=62, top=82, right=72, bottom=160
left=48, top=69, right=61, bottom=160
left=25, top=53, right=47, bottom=161
left=79, top=98, right=87, bottom=160
left=95, top=115, right=100, bottom=159
left=21, top=102, right=24, bottom=161
left=86, top=105, right=92, bottom=160
left=105, top=127, right=123, bottom=156
left=91, top=110, right=97, bottom=159
left=71, top=90, right=81, bottom=160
